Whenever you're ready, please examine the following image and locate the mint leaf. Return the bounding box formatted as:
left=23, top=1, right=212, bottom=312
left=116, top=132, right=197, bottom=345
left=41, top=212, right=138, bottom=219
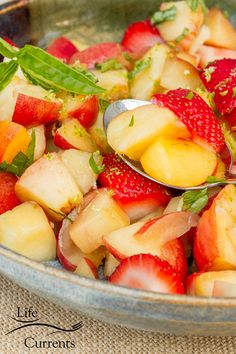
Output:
left=183, top=188, right=209, bottom=213
left=0, top=38, right=18, bottom=59
left=128, top=57, right=151, bottom=80
left=129, top=115, right=135, bottom=127
left=176, top=28, right=190, bottom=43
left=0, top=60, right=18, bottom=91
left=89, top=152, right=105, bottom=174
left=186, top=0, right=208, bottom=13
left=95, top=59, right=123, bottom=73
left=151, top=5, right=177, bottom=25
left=99, top=99, right=110, bottom=112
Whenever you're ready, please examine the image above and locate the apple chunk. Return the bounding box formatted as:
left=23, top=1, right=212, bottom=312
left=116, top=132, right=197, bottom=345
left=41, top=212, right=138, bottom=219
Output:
left=103, top=212, right=191, bottom=280
left=15, top=152, right=83, bottom=221
left=69, top=189, right=130, bottom=254
left=27, top=125, right=46, bottom=161
left=54, top=118, right=97, bottom=153
left=59, top=149, right=101, bottom=195
left=130, top=44, right=170, bottom=100
left=157, top=1, right=204, bottom=51
left=160, top=56, right=203, bottom=91
left=194, top=185, right=236, bottom=272
left=205, top=7, right=236, bottom=50
left=57, top=208, right=106, bottom=271
left=12, top=84, right=62, bottom=127
left=0, top=201, right=56, bottom=261
left=141, top=137, right=217, bottom=187
left=107, top=104, right=191, bottom=161
left=187, top=271, right=236, bottom=297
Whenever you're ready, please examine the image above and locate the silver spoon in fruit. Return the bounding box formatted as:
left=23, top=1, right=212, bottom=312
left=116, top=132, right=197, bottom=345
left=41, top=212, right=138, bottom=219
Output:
left=104, top=99, right=236, bottom=191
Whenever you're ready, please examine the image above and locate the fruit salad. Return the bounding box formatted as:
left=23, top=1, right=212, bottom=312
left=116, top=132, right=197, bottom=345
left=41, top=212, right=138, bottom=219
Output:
left=1, top=1, right=236, bottom=298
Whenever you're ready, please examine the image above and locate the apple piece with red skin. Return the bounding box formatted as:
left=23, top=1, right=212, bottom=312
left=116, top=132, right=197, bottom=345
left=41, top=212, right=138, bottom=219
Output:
left=54, top=118, right=97, bottom=153
left=57, top=207, right=106, bottom=272
left=104, top=211, right=198, bottom=280
left=104, top=252, right=120, bottom=278
left=69, top=42, right=123, bottom=69
left=27, top=125, right=46, bottom=161
left=47, top=36, right=79, bottom=63
left=74, top=257, right=98, bottom=279
left=198, top=45, right=236, bottom=68
left=69, top=189, right=130, bottom=254
left=15, top=152, right=83, bottom=222
left=187, top=271, right=236, bottom=297
left=12, top=83, right=62, bottom=127
left=194, top=185, right=236, bottom=272
left=60, top=93, right=99, bottom=129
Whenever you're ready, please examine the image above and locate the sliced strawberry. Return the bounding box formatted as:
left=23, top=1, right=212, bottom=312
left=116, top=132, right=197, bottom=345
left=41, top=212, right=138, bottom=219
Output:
left=108, top=254, right=185, bottom=294
left=121, top=19, right=163, bottom=55
left=47, top=36, right=79, bottom=63
left=69, top=42, right=123, bottom=69
left=152, top=89, right=225, bottom=153
left=200, top=59, right=236, bottom=116
left=0, top=172, right=21, bottom=214
left=97, top=154, right=171, bottom=221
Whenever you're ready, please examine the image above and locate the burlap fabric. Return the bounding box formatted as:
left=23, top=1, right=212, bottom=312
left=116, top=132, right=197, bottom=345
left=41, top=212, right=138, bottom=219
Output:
left=0, top=274, right=236, bottom=353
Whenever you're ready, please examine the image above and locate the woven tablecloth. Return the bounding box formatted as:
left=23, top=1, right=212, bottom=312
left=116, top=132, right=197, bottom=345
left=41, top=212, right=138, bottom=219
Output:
left=0, top=274, right=236, bottom=354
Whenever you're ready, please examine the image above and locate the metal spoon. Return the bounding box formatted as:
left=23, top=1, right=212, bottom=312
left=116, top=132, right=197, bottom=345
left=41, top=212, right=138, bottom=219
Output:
left=104, top=99, right=236, bottom=191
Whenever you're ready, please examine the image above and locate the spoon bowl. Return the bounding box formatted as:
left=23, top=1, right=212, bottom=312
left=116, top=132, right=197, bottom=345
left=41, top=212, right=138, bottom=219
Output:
left=104, top=99, right=236, bottom=191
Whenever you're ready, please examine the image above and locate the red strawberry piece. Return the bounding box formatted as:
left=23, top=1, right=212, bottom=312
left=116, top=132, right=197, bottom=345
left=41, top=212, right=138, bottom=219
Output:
left=108, top=254, right=185, bottom=294
left=47, top=36, right=79, bottom=63
left=121, top=19, right=163, bottom=55
left=200, top=59, right=236, bottom=116
left=98, top=153, right=171, bottom=221
left=69, top=42, right=123, bottom=69
left=152, top=89, right=225, bottom=153
left=0, top=172, right=20, bottom=214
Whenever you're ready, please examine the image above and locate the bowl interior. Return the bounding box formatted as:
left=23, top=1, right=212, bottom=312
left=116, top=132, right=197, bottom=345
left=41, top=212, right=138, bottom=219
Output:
left=1, top=0, right=236, bottom=47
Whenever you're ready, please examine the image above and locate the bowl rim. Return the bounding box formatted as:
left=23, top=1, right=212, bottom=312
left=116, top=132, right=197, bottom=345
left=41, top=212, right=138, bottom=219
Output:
left=1, top=244, right=236, bottom=307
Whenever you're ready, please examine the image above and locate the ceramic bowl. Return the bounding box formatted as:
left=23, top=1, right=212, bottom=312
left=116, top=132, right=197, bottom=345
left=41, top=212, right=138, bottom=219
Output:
left=0, top=0, right=236, bottom=336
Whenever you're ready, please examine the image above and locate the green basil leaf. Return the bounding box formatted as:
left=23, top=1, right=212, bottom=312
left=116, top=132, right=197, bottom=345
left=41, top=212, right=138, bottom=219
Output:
left=17, top=45, right=105, bottom=95
left=0, top=38, right=18, bottom=59
left=128, top=57, right=151, bottom=80
left=182, top=188, right=209, bottom=214
left=95, top=59, right=123, bottom=73
left=72, top=62, right=98, bottom=83
left=0, top=60, right=18, bottom=91
left=151, top=5, right=177, bottom=25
